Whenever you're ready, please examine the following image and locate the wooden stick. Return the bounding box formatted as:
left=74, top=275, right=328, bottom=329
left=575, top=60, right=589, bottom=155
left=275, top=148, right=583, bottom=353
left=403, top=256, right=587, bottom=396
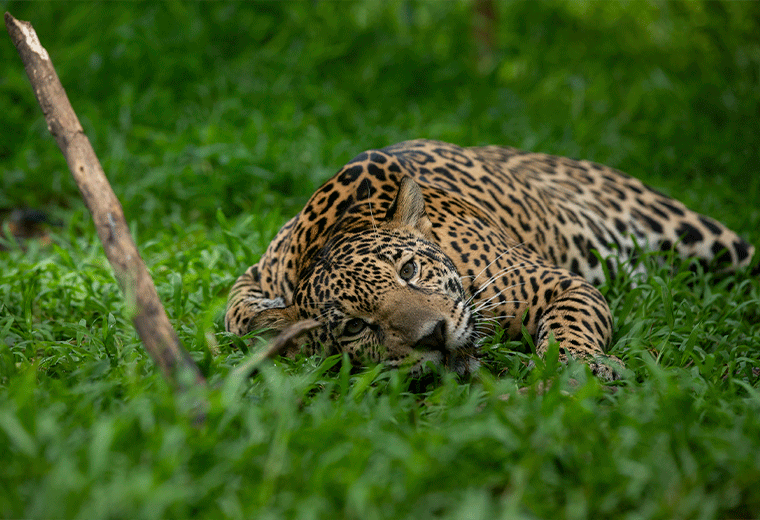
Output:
left=5, top=12, right=207, bottom=397
left=222, top=319, right=319, bottom=404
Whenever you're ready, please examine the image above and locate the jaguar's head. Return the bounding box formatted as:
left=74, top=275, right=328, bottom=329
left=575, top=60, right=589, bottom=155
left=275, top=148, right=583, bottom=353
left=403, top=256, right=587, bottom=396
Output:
left=252, top=177, right=479, bottom=375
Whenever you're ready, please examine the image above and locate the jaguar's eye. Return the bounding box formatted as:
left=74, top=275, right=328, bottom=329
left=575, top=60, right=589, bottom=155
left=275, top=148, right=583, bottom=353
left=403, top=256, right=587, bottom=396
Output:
left=399, top=260, right=417, bottom=281
left=344, top=318, right=367, bottom=336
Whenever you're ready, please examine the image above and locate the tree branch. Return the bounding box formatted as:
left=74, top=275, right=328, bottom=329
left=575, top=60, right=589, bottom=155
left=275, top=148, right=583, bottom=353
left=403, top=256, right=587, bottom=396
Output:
left=5, top=13, right=207, bottom=402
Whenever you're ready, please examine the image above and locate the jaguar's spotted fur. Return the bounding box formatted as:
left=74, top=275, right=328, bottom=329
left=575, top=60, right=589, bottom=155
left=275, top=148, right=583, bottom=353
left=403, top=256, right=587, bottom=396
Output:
left=226, top=140, right=754, bottom=380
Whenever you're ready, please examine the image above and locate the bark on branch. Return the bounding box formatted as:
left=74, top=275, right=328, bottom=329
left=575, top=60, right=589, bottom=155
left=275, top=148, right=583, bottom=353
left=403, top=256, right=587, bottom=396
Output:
left=5, top=12, right=207, bottom=398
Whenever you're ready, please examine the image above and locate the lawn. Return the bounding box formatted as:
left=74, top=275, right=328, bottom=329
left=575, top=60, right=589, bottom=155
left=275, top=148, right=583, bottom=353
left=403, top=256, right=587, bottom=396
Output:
left=1, top=2, right=759, bottom=518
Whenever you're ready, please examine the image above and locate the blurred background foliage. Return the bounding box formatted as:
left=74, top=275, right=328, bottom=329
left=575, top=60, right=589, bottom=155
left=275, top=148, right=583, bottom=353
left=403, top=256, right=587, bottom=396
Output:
left=1, top=0, right=758, bottom=241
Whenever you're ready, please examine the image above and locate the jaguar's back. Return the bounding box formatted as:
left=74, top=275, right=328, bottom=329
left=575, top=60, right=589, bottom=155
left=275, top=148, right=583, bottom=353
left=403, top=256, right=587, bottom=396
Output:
left=385, top=140, right=753, bottom=283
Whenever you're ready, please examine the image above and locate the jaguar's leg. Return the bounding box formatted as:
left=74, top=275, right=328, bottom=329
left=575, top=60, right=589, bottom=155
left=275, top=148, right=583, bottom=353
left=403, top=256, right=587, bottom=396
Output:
left=533, top=269, right=622, bottom=380
left=225, top=263, right=286, bottom=336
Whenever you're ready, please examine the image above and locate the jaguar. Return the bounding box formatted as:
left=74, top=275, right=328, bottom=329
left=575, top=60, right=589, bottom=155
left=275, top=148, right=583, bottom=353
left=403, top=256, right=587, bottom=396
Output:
left=225, top=139, right=754, bottom=380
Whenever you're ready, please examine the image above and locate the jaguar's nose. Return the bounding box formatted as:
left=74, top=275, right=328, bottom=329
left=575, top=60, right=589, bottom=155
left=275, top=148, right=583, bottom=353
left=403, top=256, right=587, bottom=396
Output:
left=415, top=320, right=447, bottom=351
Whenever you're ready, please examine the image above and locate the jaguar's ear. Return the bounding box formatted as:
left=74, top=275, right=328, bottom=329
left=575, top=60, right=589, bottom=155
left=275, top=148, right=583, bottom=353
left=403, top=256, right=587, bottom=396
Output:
left=251, top=307, right=319, bottom=358
left=384, top=177, right=433, bottom=237
left=243, top=315, right=319, bottom=363
left=251, top=305, right=299, bottom=333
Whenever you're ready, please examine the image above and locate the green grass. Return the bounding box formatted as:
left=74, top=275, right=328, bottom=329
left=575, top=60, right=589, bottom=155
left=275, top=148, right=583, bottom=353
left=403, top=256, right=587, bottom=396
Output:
left=1, top=1, right=759, bottom=518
